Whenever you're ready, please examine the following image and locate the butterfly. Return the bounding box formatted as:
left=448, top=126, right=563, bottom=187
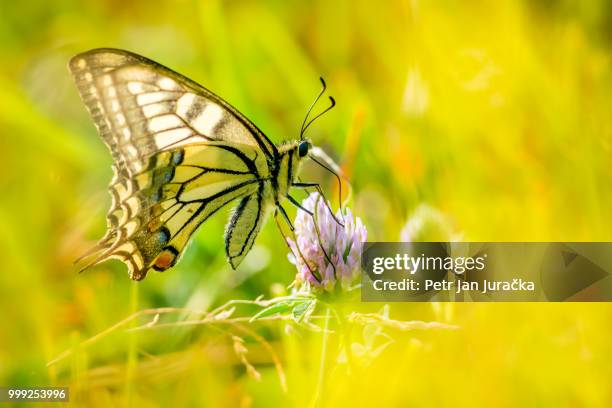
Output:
left=70, top=48, right=340, bottom=280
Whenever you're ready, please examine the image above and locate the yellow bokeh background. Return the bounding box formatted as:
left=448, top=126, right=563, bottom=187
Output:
left=1, top=0, right=611, bottom=406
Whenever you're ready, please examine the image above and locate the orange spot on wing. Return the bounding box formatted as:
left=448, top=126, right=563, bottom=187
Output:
left=153, top=249, right=177, bottom=271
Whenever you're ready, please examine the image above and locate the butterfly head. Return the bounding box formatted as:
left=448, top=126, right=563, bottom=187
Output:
left=298, top=140, right=311, bottom=158
left=280, top=138, right=312, bottom=163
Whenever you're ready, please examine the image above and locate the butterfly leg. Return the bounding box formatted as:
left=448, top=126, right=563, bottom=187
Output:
left=292, top=181, right=319, bottom=190
left=308, top=194, right=337, bottom=280
left=284, top=194, right=338, bottom=281
left=291, top=182, right=344, bottom=228
left=276, top=202, right=295, bottom=231
left=287, top=194, right=313, bottom=216
left=273, top=207, right=322, bottom=283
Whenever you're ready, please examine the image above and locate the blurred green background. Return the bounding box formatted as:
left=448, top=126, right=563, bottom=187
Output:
left=1, top=0, right=611, bottom=406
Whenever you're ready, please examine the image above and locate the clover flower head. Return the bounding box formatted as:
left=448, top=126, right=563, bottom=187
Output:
left=287, top=193, right=367, bottom=293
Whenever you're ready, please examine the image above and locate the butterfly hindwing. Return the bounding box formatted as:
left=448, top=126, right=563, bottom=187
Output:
left=80, top=140, right=268, bottom=279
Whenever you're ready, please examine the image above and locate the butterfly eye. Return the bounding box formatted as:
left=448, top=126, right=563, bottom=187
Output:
left=298, top=141, right=310, bottom=157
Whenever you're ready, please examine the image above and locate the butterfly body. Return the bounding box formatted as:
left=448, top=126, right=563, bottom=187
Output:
left=70, top=48, right=313, bottom=280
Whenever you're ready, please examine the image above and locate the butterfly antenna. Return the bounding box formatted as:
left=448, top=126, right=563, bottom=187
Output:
left=301, top=96, right=336, bottom=138
left=300, top=77, right=329, bottom=140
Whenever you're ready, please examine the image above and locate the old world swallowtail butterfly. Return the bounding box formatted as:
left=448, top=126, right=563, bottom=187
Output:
left=70, top=48, right=338, bottom=280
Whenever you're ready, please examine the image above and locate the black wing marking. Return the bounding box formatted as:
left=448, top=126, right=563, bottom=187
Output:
left=224, top=186, right=269, bottom=269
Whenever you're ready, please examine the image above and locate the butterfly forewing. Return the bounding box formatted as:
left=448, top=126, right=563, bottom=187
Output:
left=69, top=49, right=277, bottom=173
left=71, top=48, right=277, bottom=279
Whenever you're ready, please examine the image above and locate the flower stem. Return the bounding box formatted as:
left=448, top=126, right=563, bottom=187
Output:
left=311, top=306, right=331, bottom=407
